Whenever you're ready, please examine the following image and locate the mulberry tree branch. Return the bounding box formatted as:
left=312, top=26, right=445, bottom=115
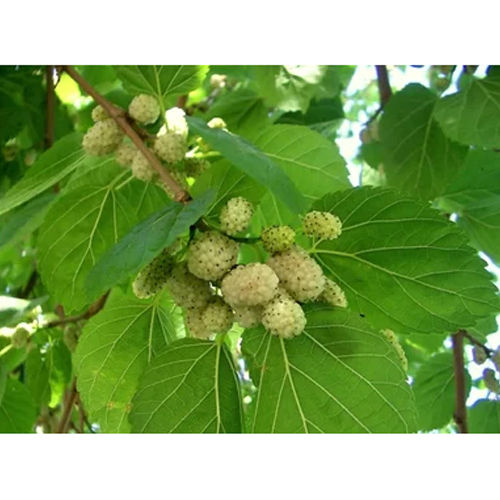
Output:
left=375, top=65, right=392, bottom=107
left=452, top=330, right=468, bottom=433
left=62, top=65, right=191, bottom=203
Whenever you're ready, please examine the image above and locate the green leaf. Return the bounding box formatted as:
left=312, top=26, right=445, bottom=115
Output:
left=379, top=83, right=467, bottom=200
left=116, top=66, right=209, bottom=103
left=25, top=349, right=51, bottom=407
left=434, top=72, right=500, bottom=148
left=468, top=399, right=500, bottom=433
left=253, top=66, right=341, bottom=114
left=0, top=192, right=55, bottom=247
left=440, top=150, right=500, bottom=264
left=207, top=87, right=269, bottom=134
left=38, top=166, right=168, bottom=313
left=86, top=189, right=215, bottom=299
left=242, top=307, right=417, bottom=433
left=314, top=187, right=500, bottom=334
left=0, top=378, right=37, bottom=433
left=0, top=133, right=85, bottom=216
left=191, top=160, right=266, bottom=220
left=413, top=352, right=470, bottom=431
left=130, top=338, right=243, bottom=433
left=250, top=124, right=350, bottom=202
left=187, top=117, right=307, bottom=214
left=48, top=339, right=72, bottom=408
left=74, top=290, right=182, bottom=432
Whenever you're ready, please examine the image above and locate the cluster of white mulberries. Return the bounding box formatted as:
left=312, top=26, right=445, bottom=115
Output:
left=128, top=94, right=160, bottom=124
left=130, top=198, right=347, bottom=340
left=302, top=210, right=342, bottom=240
left=220, top=197, right=254, bottom=236
left=131, top=150, right=156, bottom=181
left=82, top=119, right=124, bottom=156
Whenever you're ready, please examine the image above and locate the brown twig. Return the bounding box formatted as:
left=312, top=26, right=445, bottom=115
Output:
left=452, top=330, right=468, bottom=433
left=176, top=94, right=188, bottom=109
left=56, top=378, right=78, bottom=433
left=462, top=330, right=494, bottom=357
left=47, top=291, right=110, bottom=328
left=62, top=65, right=191, bottom=203
left=375, top=65, right=392, bottom=107
left=45, top=66, right=55, bottom=149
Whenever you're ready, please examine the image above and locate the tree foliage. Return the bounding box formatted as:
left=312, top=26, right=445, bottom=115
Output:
left=1, top=64, right=499, bottom=434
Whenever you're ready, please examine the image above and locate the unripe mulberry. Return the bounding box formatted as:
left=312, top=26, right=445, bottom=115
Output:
left=154, top=132, right=187, bottom=164
left=320, top=279, right=347, bottom=308
left=132, top=250, right=173, bottom=299
left=128, top=94, right=160, bottom=124
left=185, top=309, right=212, bottom=340
left=472, top=346, right=488, bottom=365
left=82, top=119, right=124, bottom=156
left=381, top=329, right=408, bottom=372
left=201, top=298, right=234, bottom=334
left=184, top=157, right=209, bottom=177
left=166, top=263, right=212, bottom=310
left=11, top=325, right=30, bottom=349
left=63, top=327, right=79, bottom=353
left=220, top=197, right=253, bottom=236
left=131, top=150, right=156, bottom=182
left=115, top=142, right=136, bottom=167
left=267, top=246, right=325, bottom=302
left=91, top=105, right=109, bottom=122
left=483, top=368, right=500, bottom=394
left=187, top=231, right=239, bottom=281
left=233, top=305, right=262, bottom=328
left=302, top=211, right=342, bottom=240
left=261, top=225, right=296, bottom=254
left=207, top=117, right=227, bottom=130
left=221, top=263, right=279, bottom=307
left=262, top=296, right=306, bottom=339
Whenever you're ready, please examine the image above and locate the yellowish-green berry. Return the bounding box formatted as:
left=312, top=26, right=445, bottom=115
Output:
left=261, top=225, right=295, bottom=254
left=233, top=305, right=262, bottom=329
left=154, top=132, right=187, bottom=164
left=131, top=150, right=156, bottom=182
left=303, top=211, right=342, bottom=240
left=262, top=296, right=306, bottom=339
left=472, top=346, right=488, bottom=365
left=91, top=105, right=109, bottom=122
left=483, top=368, right=500, bottom=394
left=320, top=279, right=348, bottom=308
left=201, top=298, right=234, bottom=334
left=82, top=119, right=124, bottom=156
left=267, top=246, right=325, bottom=302
left=381, top=329, right=408, bottom=372
left=187, top=231, right=239, bottom=282
left=207, top=117, right=227, bottom=129
left=132, top=250, right=173, bottom=299
left=220, top=197, right=253, bottom=236
left=221, top=263, right=279, bottom=307
left=11, top=325, right=30, bottom=349
left=166, top=263, right=212, bottom=310
left=128, top=94, right=160, bottom=124
left=115, top=142, right=136, bottom=167
left=185, top=309, right=212, bottom=340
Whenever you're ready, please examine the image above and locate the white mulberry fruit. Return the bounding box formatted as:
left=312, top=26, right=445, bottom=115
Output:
left=154, top=132, right=187, bottom=164
left=207, top=117, right=227, bottom=130
left=91, top=105, right=109, bottom=122
left=201, top=298, right=234, bottom=334
left=261, top=225, right=295, bottom=254
left=11, top=325, right=30, bottom=349
left=267, top=246, right=325, bottom=302
left=128, top=94, right=160, bottom=124
left=82, top=119, right=124, bottom=156
left=483, top=368, right=500, bottom=394
left=132, top=250, right=173, bottom=299
left=233, top=305, right=262, bottom=328
left=187, top=231, right=239, bottom=281
left=302, top=211, right=342, bottom=240
left=320, top=279, right=347, bottom=308
left=221, top=263, right=279, bottom=307
left=184, top=157, right=209, bottom=178
left=472, top=346, right=488, bottom=365
left=131, top=150, right=156, bottom=182
left=220, top=197, right=253, bottom=236
left=262, top=296, right=306, bottom=339
left=185, top=309, right=212, bottom=340
left=165, top=107, right=189, bottom=140
left=115, top=142, right=136, bottom=167
left=166, top=263, right=212, bottom=310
